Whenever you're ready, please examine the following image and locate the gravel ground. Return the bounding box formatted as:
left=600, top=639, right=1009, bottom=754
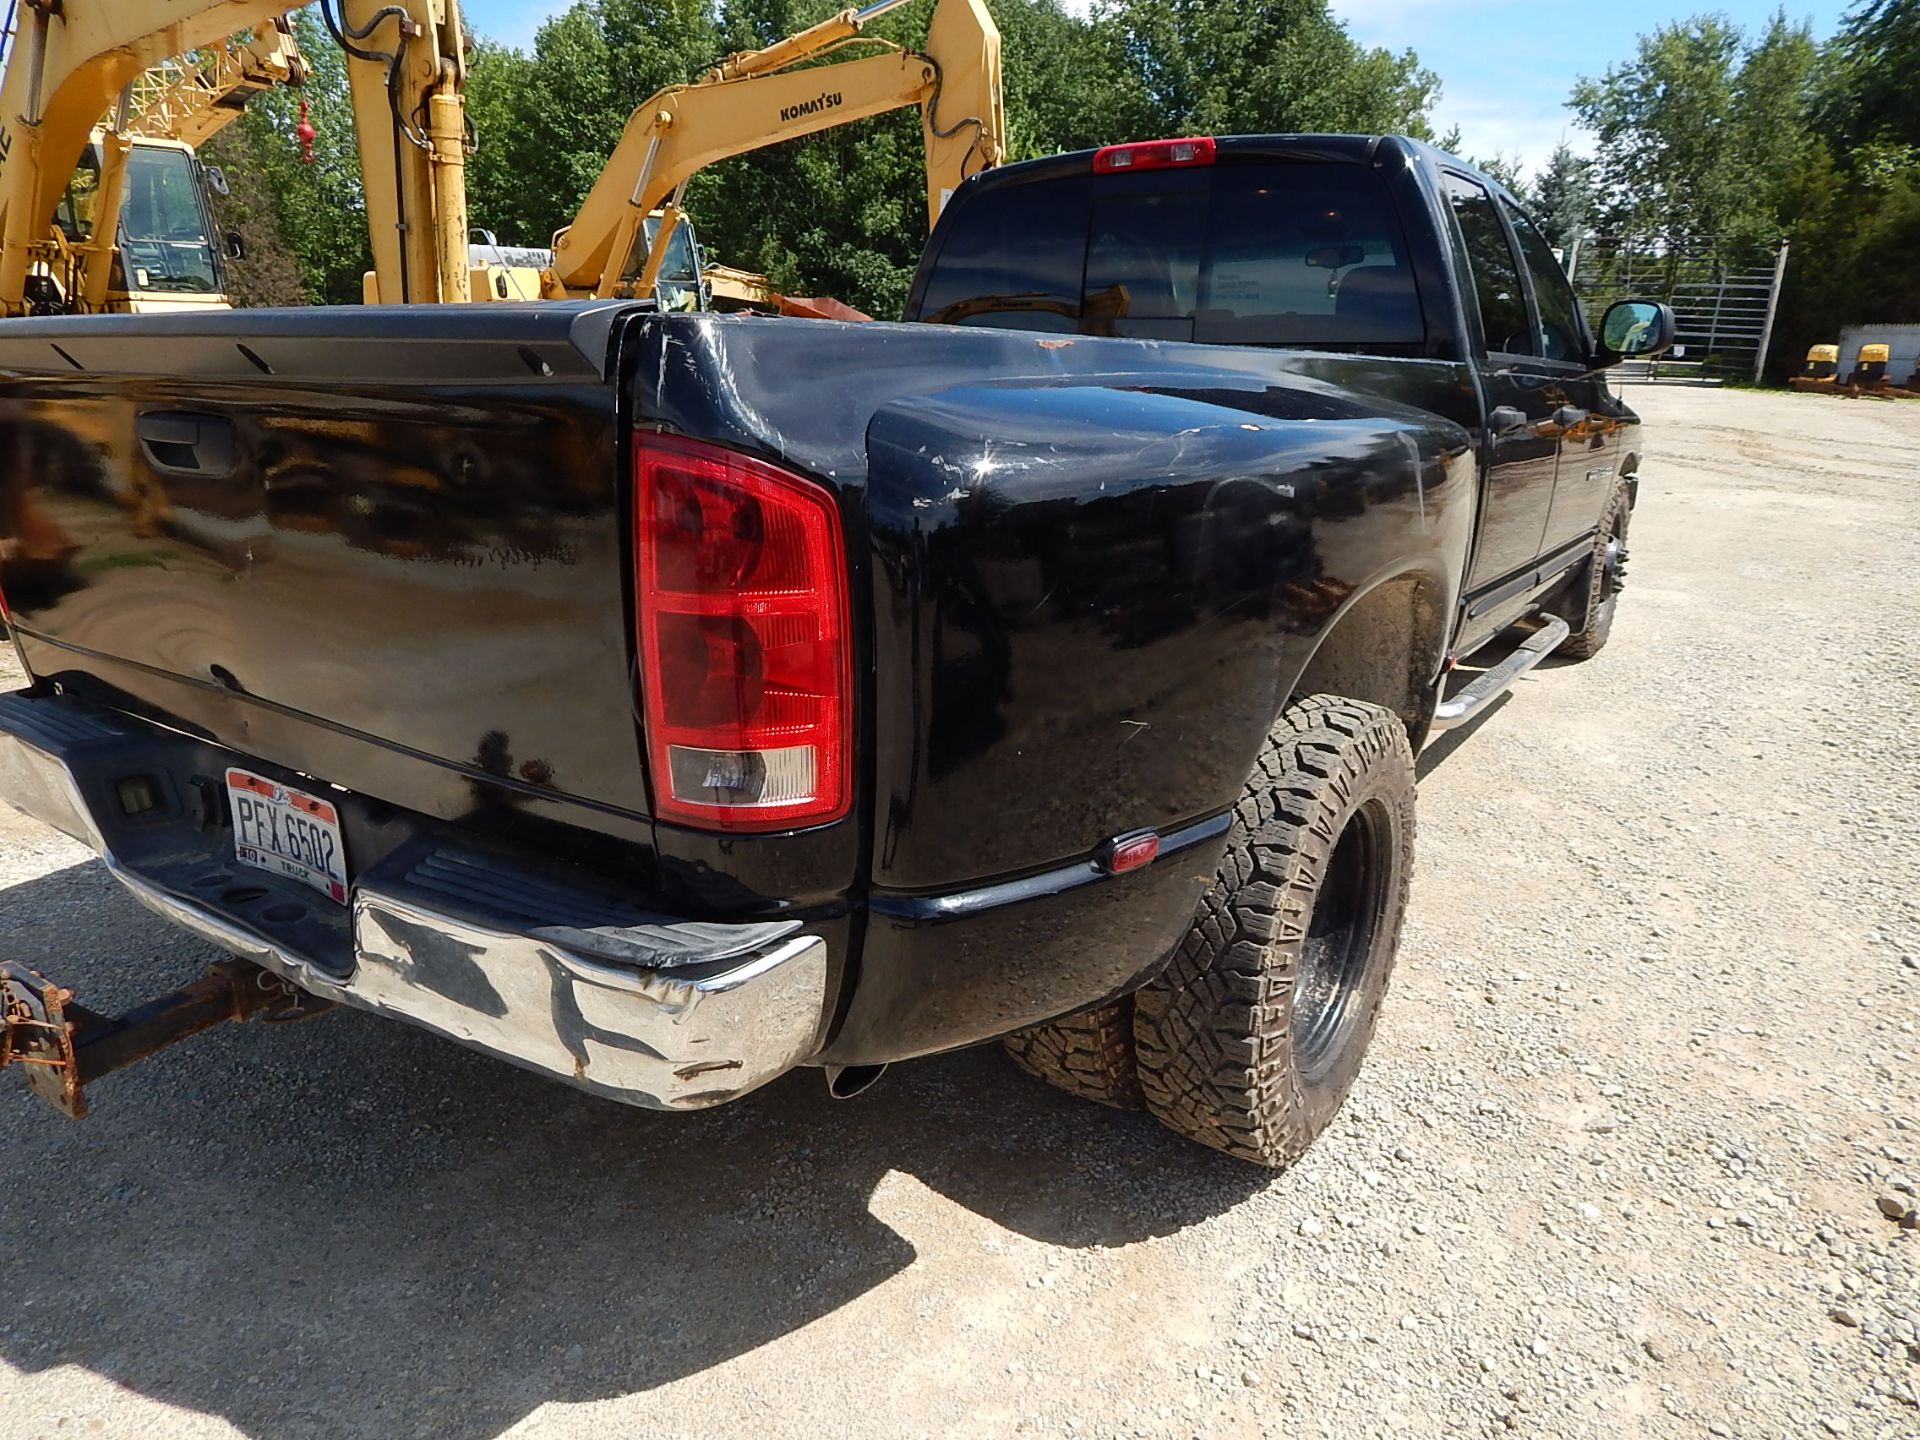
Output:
left=1, top=384, right=1917, bottom=1440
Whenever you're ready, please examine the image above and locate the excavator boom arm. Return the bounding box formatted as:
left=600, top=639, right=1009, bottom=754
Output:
left=125, top=23, right=307, bottom=148
left=546, top=0, right=1002, bottom=298
left=0, top=0, right=468, bottom=314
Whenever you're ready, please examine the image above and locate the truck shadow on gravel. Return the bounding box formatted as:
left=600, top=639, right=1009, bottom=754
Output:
left=0, top=860, right=1264, bottom=1440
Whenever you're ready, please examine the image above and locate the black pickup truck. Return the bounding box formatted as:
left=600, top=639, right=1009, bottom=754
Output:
left=0, top=135, right=1669, bottom=1167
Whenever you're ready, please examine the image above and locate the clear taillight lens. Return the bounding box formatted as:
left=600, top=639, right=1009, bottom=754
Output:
left=634, top=433, right=852, bottom=832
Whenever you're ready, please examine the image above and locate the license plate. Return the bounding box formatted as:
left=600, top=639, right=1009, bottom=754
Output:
left=226, top=769, right=349, bottom=905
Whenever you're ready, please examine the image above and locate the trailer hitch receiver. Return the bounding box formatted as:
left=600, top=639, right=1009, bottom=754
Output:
left=0, top=960, right=333, bottom=1120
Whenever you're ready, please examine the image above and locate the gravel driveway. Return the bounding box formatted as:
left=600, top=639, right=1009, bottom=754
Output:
left=1, top=385, right=1916, bottom=1440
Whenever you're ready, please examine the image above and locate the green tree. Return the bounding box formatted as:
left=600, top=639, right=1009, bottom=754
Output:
left=1572, top=16, right=1745, bottom=240
left=1729, top=14, right=1821, bottom=233
left=201, top=120, right=310, bottom=307
left=462, top=38, right=539, bottom=243
left=1817, top=0, right=1920, bottom=154
left=1468, top=151, right=1525, bottom=191
left=1097, top=0, right=1439, bottom=140
left=224, top=10, right=374, bottom=303
left=1563, top=3, right=1916, bottom=380
left=1531, top=141, right=1595, bottom=249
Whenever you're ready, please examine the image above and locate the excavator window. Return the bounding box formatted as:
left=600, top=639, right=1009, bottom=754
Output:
left=54, top=146, right=105, bottom=243
left=118, top=147, right=221, bottom=295
left=636, top=215, right=707, bottom=311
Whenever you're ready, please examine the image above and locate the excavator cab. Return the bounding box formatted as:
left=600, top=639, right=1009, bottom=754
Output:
left=42, top=134, right=228, bottom=314
left=640, top=212, right=708, bottom=312
left=457, top=211, right=711, bottom=309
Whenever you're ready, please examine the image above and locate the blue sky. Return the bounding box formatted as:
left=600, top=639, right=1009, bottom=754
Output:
left=459, top=0, right=1844, bottom=179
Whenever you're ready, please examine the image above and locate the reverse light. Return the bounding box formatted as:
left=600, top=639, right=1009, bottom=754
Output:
left=635, top=433, right=852, bottom=832
left=1092, top=137, right=1217, bottom=175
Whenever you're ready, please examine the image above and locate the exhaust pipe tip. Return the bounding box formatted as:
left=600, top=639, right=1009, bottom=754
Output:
left=824, top=1063, right=888, bottom=1100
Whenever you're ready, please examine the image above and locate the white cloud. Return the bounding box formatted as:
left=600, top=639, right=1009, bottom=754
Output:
left=1428, top=89, right=1591, bottom=178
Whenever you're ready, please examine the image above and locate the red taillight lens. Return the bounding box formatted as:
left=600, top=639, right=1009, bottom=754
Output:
left=635, top=434, right=852, bottom=832
left=1092, top=137, right=1217, bottom=175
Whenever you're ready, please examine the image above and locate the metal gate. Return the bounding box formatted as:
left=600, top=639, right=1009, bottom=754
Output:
left=1568, top=234, right=1790, bottom=383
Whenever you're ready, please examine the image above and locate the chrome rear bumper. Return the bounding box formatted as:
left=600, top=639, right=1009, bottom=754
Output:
left=0, top=691, right=827, bottom=1111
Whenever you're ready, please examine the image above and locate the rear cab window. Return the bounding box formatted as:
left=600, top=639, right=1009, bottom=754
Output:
left=912, top=159, right=1426, bottom=355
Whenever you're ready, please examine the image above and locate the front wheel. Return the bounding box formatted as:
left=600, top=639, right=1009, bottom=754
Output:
left=1562, top=482, right=1630, bottom=660
left=1133, top=696, right=1416, bottom=1169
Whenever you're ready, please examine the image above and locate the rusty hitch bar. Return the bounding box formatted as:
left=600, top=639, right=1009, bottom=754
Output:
left=0, top=960, right=335, bottom=1119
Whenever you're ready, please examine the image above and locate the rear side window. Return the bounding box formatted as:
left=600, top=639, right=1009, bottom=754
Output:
left=1442, top=175, right=1532, bottom=356
left=916, top=162, right=1424, bottom=352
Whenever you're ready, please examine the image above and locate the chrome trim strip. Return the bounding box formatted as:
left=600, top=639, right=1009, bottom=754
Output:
left=869, top=810, right=1233, bottom=925
left=0, top=710, right=827, bottom=1111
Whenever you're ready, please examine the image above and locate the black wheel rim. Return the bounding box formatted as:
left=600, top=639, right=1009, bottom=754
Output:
left=1291, top=798, right=1389, bottom=1083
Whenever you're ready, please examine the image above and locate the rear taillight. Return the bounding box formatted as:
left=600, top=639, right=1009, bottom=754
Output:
left=634, top=433, right=852, bottom=832
left=1092, top=137, right=1217, bottom=174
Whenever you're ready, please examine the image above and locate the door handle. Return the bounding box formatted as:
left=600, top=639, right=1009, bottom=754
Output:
left=1553, top=406, right=1590, bottom=430
left=136, top=411, right=237, bottom=478
left=1488, top=405, right=1530, bottom=436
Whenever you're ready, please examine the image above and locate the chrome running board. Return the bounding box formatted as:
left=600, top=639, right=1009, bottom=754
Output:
left=1431, top=617, right=1572, bottom=732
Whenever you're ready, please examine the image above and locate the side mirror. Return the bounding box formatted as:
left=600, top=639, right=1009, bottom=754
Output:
left=225, top=231, right=246, bottom=261
left=203, top=165, right=230, bottom=198
left=1595, top=300, right=1675, bottom=365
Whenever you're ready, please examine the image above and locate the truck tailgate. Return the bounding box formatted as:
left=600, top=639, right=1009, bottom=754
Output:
left=0, top=305, right=652, bottom=825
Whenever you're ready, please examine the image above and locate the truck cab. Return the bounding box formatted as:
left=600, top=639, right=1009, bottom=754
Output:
left=905, top=134, right=1653, bottom=672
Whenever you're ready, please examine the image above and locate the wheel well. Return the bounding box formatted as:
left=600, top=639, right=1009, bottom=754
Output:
left=1289, top=572, right=1447, bottom=740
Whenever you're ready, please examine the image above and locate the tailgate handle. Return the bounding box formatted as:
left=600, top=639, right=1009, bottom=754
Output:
left=136, top=412, right=237, bottom=478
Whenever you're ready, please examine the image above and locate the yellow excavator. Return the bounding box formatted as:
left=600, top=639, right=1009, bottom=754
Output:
left=473, top=0, right=1003, bottom=309
left=4, top=0, right=1001, bottom=321
left=17, top=22, right=306, bottom=315
left=0, top=1, right=471, bottom=319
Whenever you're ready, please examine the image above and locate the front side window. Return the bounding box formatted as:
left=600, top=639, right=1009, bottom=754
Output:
left=1503, top=200, right=1588, bottom=363
left=118, top=145, right=220, bottom=295
left=1443, top=175, right=1532, bottom=356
